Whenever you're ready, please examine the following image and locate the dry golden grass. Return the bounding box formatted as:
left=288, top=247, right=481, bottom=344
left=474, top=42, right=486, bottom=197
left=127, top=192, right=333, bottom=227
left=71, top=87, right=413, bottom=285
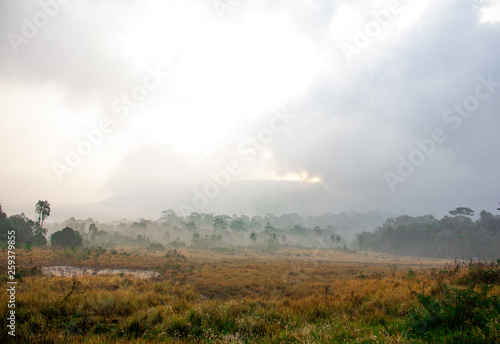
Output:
left=0, top=246, right=496, bottom=343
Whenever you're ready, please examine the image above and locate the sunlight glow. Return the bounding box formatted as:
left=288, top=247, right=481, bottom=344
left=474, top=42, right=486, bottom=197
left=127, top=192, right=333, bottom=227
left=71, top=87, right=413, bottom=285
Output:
left=480, top=2, right=500, bottom=24
left=121, top=5, right=322, bottom=153
left=277, top=171, right=322, bottom=184
left=328, top=5, right=363, bottom=42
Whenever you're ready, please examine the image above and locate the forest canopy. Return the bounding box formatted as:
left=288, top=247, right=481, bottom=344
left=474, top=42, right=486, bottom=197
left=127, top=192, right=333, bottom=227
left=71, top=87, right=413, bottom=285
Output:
left=357, top=207, right=500, bottom=259
left=1, top=202, right=499, bottom=259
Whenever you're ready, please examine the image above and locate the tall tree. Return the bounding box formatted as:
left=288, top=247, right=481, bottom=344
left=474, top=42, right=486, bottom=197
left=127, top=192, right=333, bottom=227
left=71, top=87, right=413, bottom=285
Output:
left=230, top=219, right=245, bottom=232
left=88, top=223, right=98, bottom=241
left=8, top=213, right=37, bottom=244
left=449, top=207, right=474, bottom=217
left=35, top=200, right=50, bottom=229
left=212, top=216, right=228, bottom=231
left=0, top=204, right=13, bottom=241
left=249, top=232, right=257, bottom=244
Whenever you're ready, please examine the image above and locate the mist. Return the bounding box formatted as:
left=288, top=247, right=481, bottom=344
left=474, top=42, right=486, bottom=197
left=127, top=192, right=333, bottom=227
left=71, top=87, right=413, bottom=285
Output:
left=1, top=0, right=499, bottom=223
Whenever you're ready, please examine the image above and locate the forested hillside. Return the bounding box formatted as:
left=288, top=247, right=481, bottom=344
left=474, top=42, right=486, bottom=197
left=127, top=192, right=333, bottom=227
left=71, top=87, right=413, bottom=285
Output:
left=357, top=207, right=500, bottom=259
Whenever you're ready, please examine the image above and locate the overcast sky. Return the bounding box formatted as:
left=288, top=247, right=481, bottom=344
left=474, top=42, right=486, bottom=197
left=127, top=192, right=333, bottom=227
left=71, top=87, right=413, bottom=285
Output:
left=1, top=0, right=499, bottom=221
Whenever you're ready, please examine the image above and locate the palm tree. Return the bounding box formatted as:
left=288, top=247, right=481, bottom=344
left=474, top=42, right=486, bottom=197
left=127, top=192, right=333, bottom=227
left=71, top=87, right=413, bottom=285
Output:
left=35, top=200, right=50, bottom=229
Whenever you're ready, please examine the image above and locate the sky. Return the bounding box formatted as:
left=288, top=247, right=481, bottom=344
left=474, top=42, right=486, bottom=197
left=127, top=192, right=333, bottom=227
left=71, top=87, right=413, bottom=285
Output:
left=1, top=0, right=499, bottom=222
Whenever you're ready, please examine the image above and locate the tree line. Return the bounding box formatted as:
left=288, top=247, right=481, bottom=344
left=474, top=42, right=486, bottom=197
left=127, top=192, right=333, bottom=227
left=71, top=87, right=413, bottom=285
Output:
left=0, top=201, right=49, bottom=247
left=2, top=202, right=499, bottom=259
left=356, top=207, right=500, bottom=259
left=0, top=201, right=82, bottom=248
left=2, top=204, right=386, bottom=249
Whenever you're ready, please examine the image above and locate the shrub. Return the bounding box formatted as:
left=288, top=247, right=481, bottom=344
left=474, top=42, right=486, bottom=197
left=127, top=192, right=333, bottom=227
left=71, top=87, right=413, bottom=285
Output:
left=457, top=261, right=500, bottom=286
left=123, top=319, right=144, bottom=338
left=24, top=242, right=32, bottom=252
left=148, top=242, right=166, bottom=252
left=51, top=227, right=83, bottom=248
left=408, top=283, right=500, bottom=340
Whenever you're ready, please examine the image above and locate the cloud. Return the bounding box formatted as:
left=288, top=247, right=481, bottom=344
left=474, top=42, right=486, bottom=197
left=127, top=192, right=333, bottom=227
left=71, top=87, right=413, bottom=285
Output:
left=1, top=0, right=499, bottom=220
left=267, top=0, right=500, bottom=214
left=103, top=144, right=206, bottom=194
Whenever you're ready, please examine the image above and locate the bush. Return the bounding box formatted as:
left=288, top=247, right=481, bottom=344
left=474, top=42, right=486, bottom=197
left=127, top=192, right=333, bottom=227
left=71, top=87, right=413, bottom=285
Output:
left=457, top=261, right=500, bottom=286
left=408, top=283, right=500, bottom=340
left=148, top=242, right=166, bottom=252
left=123, top=319, right=144, bottom=338
left=51, top=227, right=83, bottom=248
left=24, top=243, right=32, bottom=252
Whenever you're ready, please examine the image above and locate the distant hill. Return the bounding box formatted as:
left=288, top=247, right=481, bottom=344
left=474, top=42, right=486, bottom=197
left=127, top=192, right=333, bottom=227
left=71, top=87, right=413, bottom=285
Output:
left=98, top=179, right=331, bottom=217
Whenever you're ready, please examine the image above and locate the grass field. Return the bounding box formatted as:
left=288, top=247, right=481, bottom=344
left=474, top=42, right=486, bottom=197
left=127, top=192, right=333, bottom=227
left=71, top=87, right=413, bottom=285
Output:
left=1, top=246, right=499, bottom=343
